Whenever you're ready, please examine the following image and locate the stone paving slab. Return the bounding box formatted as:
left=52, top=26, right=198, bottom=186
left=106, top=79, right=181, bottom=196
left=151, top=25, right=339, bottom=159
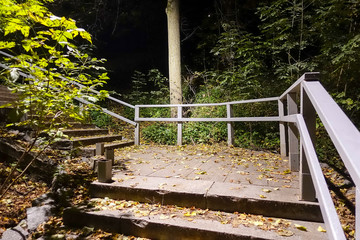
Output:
left=114, top=145, right=299, bottom=189
left=63, top=208, right=328, bottom=240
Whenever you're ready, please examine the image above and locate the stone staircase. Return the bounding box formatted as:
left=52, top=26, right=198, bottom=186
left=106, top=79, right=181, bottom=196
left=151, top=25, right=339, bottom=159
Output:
left=53, top=122, right=134, bottom=156
left=63, top=146, right=329, bottom=240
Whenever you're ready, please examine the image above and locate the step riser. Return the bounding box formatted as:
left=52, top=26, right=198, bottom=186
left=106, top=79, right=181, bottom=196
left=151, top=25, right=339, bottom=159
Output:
left=63, top=209, right=269, bottom=240
left=0, top=96, right=17, bottom=101
left=63, top=129, right=109, bottom=137
left=54, top=135, right=123, bottom=150
left=90, top=183, right=322, bottom=222
left=64, top=123, right=97, bottom=129
left=80, top=141, right=135, bottom=157
left=72, top=136, right=123, bottom=148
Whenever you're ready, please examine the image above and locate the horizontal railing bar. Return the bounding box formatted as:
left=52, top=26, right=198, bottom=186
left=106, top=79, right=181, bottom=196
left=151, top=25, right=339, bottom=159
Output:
left=135, top=116, right=280, bottom=122
left=296, top=114, right=346, bottom=240
left=279, top=72, right=320, bottom=100
left=0, top=50, right=135, bottom=109
left=303, top=81, right=360, bottom=185
left=0, top=60, right=136, bottom=125
left=280, top=115, right=297, bottom=123
left=75, top=97, right=137, bottom=126
left=136, top=97, right=279, bottom=108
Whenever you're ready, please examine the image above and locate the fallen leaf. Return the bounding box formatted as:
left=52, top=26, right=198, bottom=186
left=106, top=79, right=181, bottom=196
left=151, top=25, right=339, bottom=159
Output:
left=294, top=224, right=307, bottom=231
left=259, top=195, right=267, bottom=198
left=277, top=228, right=294, bottom=237
left=262, top=189, right=272, bottom=193
left=252, top=221, right=264, bottom=226
left=184, top=211, right=197, bottom=217
left=317, top=226, right=326, bottom=232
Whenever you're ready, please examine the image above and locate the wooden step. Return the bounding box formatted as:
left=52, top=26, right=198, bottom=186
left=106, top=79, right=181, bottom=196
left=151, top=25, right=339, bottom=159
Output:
left=54, top=135, right=123, bottom=150
left=66, top=123, right=97, bottom=129
left=62, top=128, right=109, bottom=137
left=81, top=140, right=135, bottom=156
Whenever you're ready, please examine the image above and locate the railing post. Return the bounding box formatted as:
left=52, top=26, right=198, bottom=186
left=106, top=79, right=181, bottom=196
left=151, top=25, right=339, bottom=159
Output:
left=227, top=104, right=234, bottom=146
left=278, top=99, right=288, bottom=157
left=177, top=106, right=183, bottom=145
left=135, top=106, right=140, bottom=145
left=357, top=187, right=360, bottom=238
left=300, top=84, right=316, bottom=201
left=287, top=92, right=300, bottom=171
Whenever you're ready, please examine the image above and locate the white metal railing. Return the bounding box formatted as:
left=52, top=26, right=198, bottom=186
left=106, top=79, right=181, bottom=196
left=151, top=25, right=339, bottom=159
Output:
left=1, top=50, right=358, bottom=238
left=134, top=97, right=279, bottom=145
left=134, top=72, right=359, bottom=239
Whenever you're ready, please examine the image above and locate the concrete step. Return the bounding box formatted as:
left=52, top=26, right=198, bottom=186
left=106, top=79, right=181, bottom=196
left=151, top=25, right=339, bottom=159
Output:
left=54, top=135, right=123, bottom=150
left=62, top=128, right=109, bottom=137
left=63, top=207, right=327, bottom=240
left=66, top=123, right=97, bottom=129
left=0, top=100, right=13, bottom=106
left=90, top=174, right=322, bottom=222
left=0, top=95, right=17, bottom=101
left=81, top=140, right=135, bottom=156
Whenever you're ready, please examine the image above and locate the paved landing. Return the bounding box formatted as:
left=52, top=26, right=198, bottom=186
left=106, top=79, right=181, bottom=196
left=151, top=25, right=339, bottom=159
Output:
left=114, top=144, right=299, bottom=191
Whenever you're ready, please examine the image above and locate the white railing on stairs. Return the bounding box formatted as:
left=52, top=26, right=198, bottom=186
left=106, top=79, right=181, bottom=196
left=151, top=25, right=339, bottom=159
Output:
left=134, top=72, right=358, bottom=240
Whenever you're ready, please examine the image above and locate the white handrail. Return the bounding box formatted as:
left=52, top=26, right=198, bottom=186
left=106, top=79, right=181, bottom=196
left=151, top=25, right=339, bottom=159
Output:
left=303, top=81, right=360, bottom=185
left=295, top=114, right=346, bottom=240
left=136, top=96, right=278, bottom=108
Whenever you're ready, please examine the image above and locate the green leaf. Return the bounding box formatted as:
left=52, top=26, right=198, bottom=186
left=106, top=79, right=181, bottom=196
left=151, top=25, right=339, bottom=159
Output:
left=0, top=41, right=16, bottom=49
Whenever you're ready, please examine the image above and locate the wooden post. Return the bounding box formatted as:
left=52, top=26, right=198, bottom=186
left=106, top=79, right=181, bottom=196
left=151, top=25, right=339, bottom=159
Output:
left=300, top=85, right=316, bottom=201
left=135, top=106, right=140, bottom=145
left=177, top=106, right=183, bottom=145
left=98, top=159, right=112, bottom=183
left=278, top=99, right=287, bottom=157
left=287, top=93, right=300, bottom=171
left=227, top=104, right=234, bottom=146
left=105, top=148, right=115, bottom=165
left=96, top=143, right=104, bottom=155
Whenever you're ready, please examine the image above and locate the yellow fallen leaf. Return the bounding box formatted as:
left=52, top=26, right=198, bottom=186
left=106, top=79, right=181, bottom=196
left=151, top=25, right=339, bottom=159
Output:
left=196, top=171, right=207, bottom=175
left=283, top=169, right=291, bottom=174
left=317, top=226, right=326, bottom=232
left=277, top=229, right=294, bottom=237
left=259, top=195, right=267, bottom=198
left=184, top=211, right=197, bottom=217
left=262, top=189, right=272, bottom=193
left=253, top=221, right=264, bottom=226
left=294, top=224, right=307, bottom=231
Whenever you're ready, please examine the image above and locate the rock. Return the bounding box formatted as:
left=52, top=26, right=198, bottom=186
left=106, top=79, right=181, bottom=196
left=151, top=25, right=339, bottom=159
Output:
left=27, top=204, right=54, bottom=231
left=1, top=224, right=29, bottom=240
left=32, top=193, right=55, bottom=206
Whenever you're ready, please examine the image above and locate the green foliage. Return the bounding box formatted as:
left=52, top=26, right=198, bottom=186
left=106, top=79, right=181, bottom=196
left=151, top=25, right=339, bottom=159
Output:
left=88, top=110, right=113, bottom=129
left=0, top=0, right=109, bottom=198
left=0, top=0, right=109, bottom=134
left=142, top=123, right=176, bottom=145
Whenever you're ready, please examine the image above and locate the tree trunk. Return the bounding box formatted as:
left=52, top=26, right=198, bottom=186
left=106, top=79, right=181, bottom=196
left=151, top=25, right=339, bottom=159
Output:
left=166, top=0, right=182, bottom=117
